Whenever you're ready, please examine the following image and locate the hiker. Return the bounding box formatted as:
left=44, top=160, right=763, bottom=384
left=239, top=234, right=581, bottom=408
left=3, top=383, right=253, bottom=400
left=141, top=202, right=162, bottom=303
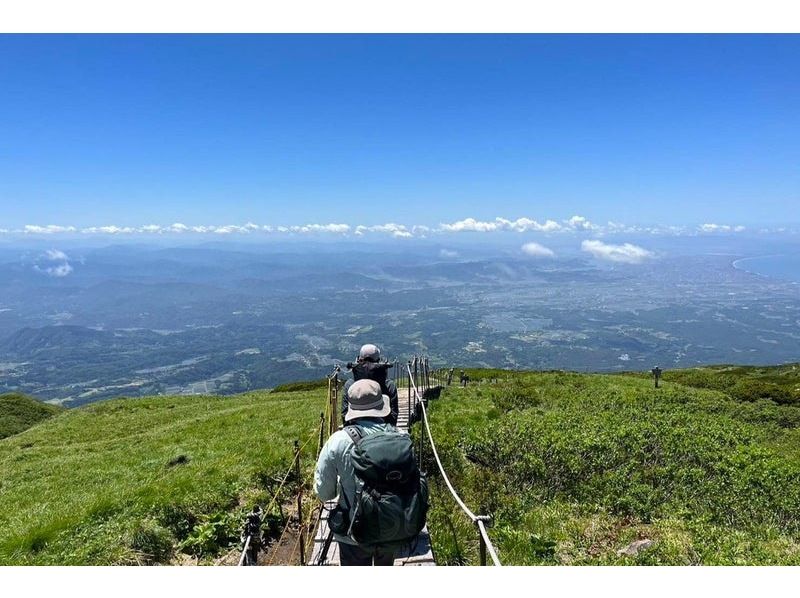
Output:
left=460, top=370, right=470, bottom=386
left=314, top=379, right=428, bottom=566
left=341, top=344, right=399, bottom=426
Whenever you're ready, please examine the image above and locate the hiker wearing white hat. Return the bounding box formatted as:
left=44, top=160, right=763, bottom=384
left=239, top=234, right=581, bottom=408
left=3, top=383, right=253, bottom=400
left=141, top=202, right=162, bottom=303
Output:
left=314, top=378, right=428, bottom=565
left=340, top=344, right=399, bottom=426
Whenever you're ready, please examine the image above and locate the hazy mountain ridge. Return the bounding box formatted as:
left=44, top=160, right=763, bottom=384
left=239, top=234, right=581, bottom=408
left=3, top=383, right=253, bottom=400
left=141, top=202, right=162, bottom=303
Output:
left=1, top=241, right=798, bottom=405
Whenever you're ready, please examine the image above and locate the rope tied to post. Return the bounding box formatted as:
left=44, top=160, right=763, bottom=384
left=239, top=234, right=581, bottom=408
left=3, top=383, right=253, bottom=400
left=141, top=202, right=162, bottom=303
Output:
left=407, top=364, right=502, bottom=566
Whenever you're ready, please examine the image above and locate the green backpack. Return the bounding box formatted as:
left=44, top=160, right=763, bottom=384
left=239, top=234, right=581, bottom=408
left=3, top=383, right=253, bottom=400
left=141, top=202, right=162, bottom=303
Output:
left=341, top=425, right=429, bottom=546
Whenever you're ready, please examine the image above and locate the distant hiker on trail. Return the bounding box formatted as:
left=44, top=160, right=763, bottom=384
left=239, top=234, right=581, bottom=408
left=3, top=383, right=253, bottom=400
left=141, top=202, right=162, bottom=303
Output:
left=460, top=370, right=470, bottom=386
left=314, top=379, right=429, bottom=566
left=341, top=344, right=399, bottom=426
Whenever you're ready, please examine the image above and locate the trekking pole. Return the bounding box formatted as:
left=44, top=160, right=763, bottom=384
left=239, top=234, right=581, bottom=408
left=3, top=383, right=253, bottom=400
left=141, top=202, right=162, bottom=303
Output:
left=294, top=440, right=305, bottom=565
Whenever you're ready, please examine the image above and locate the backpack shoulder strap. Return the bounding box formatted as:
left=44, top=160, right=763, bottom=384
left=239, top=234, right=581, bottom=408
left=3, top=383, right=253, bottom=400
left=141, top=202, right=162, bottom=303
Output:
left=345, top=425, right=363, bottom=446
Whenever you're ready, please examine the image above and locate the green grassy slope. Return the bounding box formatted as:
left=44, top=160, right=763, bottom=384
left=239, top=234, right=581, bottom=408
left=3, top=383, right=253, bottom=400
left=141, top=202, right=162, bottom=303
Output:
left=4, top=363, right=800, bottom=566
left=0, top=390, right=325, bottom=565
left=422, top=365, right=800, bottom=565
left=0, top=393, right=63, bottom=439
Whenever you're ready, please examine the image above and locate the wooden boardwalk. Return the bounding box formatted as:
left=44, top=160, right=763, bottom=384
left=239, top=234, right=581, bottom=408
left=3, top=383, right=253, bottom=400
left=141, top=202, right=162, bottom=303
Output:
left=308, top=388, right=436, bottom=566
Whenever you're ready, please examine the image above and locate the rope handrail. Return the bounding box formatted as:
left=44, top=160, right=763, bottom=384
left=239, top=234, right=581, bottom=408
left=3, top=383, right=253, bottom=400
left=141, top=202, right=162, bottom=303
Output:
left=407, top=363, right=502, bottom=566
left=408, top=365, right=477, bottom=521
left=262, top=426, right=316, bottom=516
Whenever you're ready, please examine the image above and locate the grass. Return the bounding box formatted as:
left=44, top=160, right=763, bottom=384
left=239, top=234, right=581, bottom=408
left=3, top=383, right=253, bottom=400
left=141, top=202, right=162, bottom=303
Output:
left=0, top=389, right=326, bottom=565
left=0, top=393, right=63, bottom=439
left=270, top=378, right=329, bottom=393
left=421, top=365, right=800, bottom=565
left=6, top=362, right=800, bottom=566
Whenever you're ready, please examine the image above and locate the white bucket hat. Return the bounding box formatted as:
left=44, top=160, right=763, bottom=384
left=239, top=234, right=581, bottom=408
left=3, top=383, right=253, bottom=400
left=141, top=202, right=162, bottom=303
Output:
left=344, top=379, right=391, bottom=422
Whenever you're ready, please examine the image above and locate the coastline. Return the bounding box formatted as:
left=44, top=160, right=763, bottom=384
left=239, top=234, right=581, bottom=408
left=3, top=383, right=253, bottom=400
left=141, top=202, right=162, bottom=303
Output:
left=732, top=253, right=799, bottom=283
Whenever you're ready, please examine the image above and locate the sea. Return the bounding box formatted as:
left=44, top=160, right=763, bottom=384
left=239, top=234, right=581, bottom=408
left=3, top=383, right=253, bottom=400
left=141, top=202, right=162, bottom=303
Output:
left=733, top=254, right=800, bottom=283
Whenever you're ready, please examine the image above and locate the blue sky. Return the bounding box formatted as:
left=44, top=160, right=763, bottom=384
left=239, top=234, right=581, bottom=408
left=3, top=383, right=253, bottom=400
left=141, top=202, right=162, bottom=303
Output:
left=1, top=34, right=799, bottom=232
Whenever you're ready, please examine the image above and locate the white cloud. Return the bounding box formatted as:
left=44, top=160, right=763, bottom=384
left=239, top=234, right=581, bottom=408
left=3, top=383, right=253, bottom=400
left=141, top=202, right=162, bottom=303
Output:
left=34, top=249, right=73, bottom=277
left=81, top=225, right=136, bottom=234
left=498, top=218, right=563, bottom=233
left=213, top=226, right=236, bottom=234
left=44, top=262, right=73, bottom=277
left=289, top=223, right=350, bottom=234
left=699, top=223, right=746, bottom=233
left=439, top=249, right=459, bottom=258
left=520, top=242, right=555, bottom=258
left=439, top=217, right=502, bottom=233
left=5, top=218, right=769, bottom=238
left=581, top=239, right=654, bottom=264
left=355, top=223, right=411, bottom=238
left=45, top=249, right=69, bottom=261
left=438, top=217, right=564, bottom=233
left=24, top=224, right=76, bottom=234
left=565, top=215, right=596, bottom=231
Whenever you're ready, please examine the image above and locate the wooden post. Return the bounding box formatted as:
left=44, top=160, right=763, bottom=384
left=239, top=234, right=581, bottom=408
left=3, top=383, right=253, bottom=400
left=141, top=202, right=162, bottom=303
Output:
left=407, top=360, right=412, bottom=423
left=479, top=529, right=487, bottom=566
left=329, top=375, right=339, bottom=436
left=475, top=516, right=492, bottom=566
left=294, top=440, right=305, bottom=565
left=425, top=358, right=430, bottom=392
left=317, top=411, right=325, bottom=456
left=327, top=376, right=333, bottom=437
left=413, top=357, right=418, bottom=401
left=417, top=405, right=424, bottom=469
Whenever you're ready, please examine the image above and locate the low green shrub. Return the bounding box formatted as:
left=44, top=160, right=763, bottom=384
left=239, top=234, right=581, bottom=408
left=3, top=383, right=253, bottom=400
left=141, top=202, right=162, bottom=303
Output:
left=178, top=511, right=241, bottom=557
left=423, top=370, right=800, bottom=565
left=127, top=520, right=174, bottom=564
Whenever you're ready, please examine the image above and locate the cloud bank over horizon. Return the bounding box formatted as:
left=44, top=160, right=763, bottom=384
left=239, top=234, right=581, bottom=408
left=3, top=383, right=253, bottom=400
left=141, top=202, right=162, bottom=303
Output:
left=1, top=215, right=779, bottom=239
